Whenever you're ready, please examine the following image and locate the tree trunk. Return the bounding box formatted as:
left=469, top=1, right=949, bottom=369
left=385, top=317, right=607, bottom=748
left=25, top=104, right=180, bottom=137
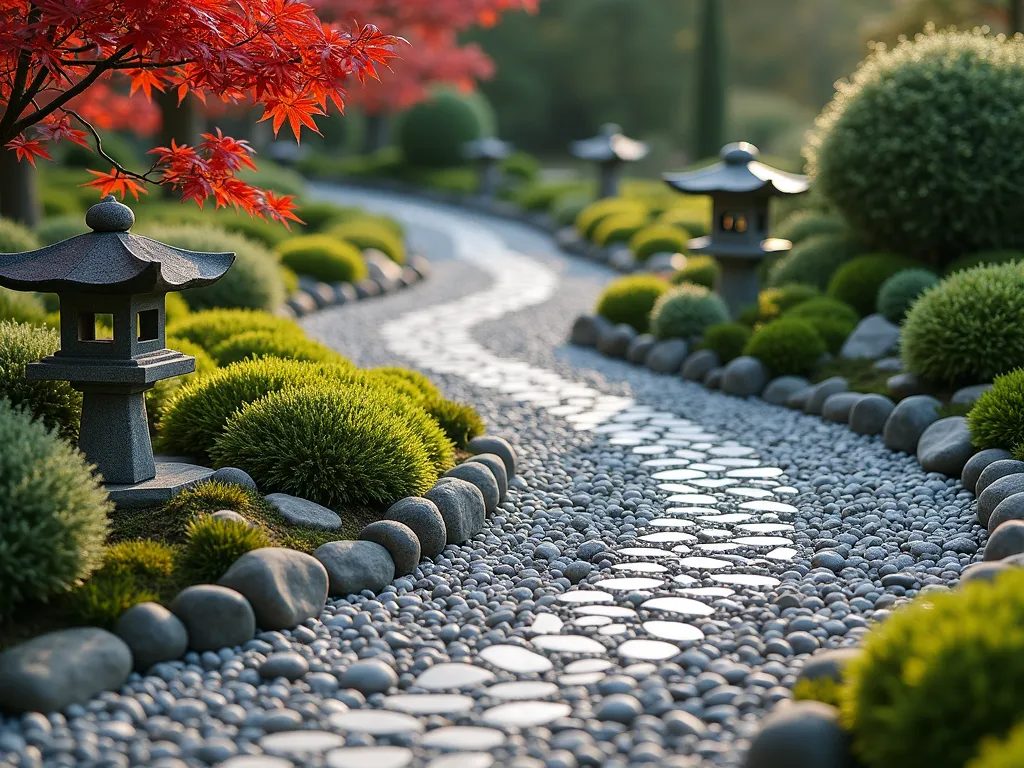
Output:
left=694, top=0, right=727, bottom=161
left=0, top=144, right=41, bottom=226
left=155, top=91, right=200, bottom=198
left=363, top=114, right=390, bottom=154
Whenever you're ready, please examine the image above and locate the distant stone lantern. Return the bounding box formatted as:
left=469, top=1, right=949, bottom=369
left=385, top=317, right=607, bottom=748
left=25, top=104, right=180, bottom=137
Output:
left=571, top=123, right=649, bottom=199
left=463, top=137, right=512, bottom=201
left=664, top=142, right=809, bottom=315
left=0, top=196, right=233, bottom=489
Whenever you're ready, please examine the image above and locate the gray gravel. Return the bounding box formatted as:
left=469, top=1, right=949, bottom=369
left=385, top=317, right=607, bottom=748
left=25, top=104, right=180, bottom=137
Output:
left=0, top=185, right=987, bottom=768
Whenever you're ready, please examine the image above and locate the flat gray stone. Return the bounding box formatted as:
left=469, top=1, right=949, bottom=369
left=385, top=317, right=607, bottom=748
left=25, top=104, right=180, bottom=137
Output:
left=951, top=383, right=993, bottom=406
left=989, top=492, right=1024, bottom=533
left=681, top=350, right=719, bottom=382
left=596, top=323, right=636, bottom=358
left=984, top=519, right=1024, bottom=561
left=259, top=652, right=309, bottom=681
left=849, top=394, right=896, bottom=436
left=762, top=376, right=810, bottom=406
left=115, top=602, right=188, bottom=672
left=338, top=659, right=398, bottom=695
left=873, top=356, right=903, bottom=372
left=468, top=436, right=517, bottom=478
left=721, top=356, right=770, bottom=397
left=883, top=395, right=941, bottom=454
left=917, top=417, right=974, bottom=476
left=384, top=497, right=447, bottom=558
left=962, top=449, right=1014, bottom=494
left=211, top=509, right=252, bottom=527
left=704, top=366, right=724, bottom=390
left=106, top=462, right=214, bottom=508
left=805, top=377, right=847, bottom=415
left=314, top=541, right=395, bottom=596
left=218, top=548, right=328, bottom=631
left=785, top=386, right=814, bottom=410
left=425, top=477, right=487, bottom=544
left=820, top=392, right=862, bottom=424
left=645, top=339, right=690, bottom=374
left=608, top=245, right=634, bottom=271
left=626, top=334, right=657, bottom=365
left=209, top=467, right=258, bottom=492
left=743, top=701, right=853, bottom=768
left=0, top=628, right=133, bottom=713
left=359, top=520, right=421, bottom=576
left=444, top=462, right=500, bottom=514
left=979, top=473, right=1024, bottom=527
left=170, top=585, right=256, bottom=651
left=839, top=314, right=900, bottom=360
left=569, top=314, right=611, bottom=347
left=976, top=460, right=1024, bottom=497
left=266, top=493, right=342, bottom=530
left=887, top=372, right=930, bottom=401
left=464, top=453, right=508, bottom=503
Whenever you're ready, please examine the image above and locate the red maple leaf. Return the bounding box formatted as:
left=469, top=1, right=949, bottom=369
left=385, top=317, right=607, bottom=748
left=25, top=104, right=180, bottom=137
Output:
left=7, top=135, right=53, bottom=166
left=82, top=169, right=148, bottom=200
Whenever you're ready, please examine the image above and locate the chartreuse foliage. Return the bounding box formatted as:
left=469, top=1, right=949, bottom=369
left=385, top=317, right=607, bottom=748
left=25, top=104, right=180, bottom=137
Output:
left=649, top=283, right=730, bottom=341
left=767, top=232, right=866, bottom=289
left=180, top=516, right=270, bottom=583
left=576, top=198, right=648, bottom=240
left=166, top=309, right=303, bottom=352
left=595, top=275, right=671, bottom=334
left=970, top=722, right=1024, bottom=768
left=671, top=256, right=721, bottom=291
left=276, top=235, right=367, bottom=283
left=757, top=284, right=821, bottom=321
left=743, top=318, right=825, bottom=376
left=209, top=330, right=344, bottom=366
left=629, top=224, right=690, bottom=262
left=329, top=218, right=406, bottom=265
left=424, top=397, right=486, bottom=449
left=0, top=288, right=46, bottom=324
left=967, top=369, right=1024, bottom=453
left=592, top=212, right=648, bottom=247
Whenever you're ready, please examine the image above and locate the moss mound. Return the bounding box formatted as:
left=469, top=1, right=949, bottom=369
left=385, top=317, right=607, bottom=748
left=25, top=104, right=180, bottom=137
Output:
left=276, top=235, right=367, bottom=283
left=649, top=284, right=730, bottom=341
left=701, top=323, right=752, bottom=364
left=595, top=275, right=671, bottom=334
left=744, top=318, right=826, bottom=377
left=876, top=269, right=940, bottom=324
left=166, top=309, right=302, bottom=353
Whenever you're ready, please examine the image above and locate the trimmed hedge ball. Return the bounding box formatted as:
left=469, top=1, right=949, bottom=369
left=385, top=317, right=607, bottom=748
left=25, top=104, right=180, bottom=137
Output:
left=576, top=198, right=648, bottom=240
left=650, top=284, right=730, bottom=341
left=968, top=369, right=1024, bottom=453
left=671, top=256, right=721, bottom=291
left=774, top=210, right=848, bottom=245
left=592, top=212, right=648, bottom=247
left=0, top=399, right=111, bottom=614
left=328, top=219, right=406, bottom=265
left=785, top=296, right=860, bottom=327
left=758, top=284, right=821, bottom=321
left=211, top=385, right=439, bottom=508
left=147, top=337, right=217, bottom=422
left=397, top=88, right=494, bottom=168
left=276, top=235, right=368, bottom=283
left=424, top=397, right=486, bottom=450
left=826, top=253, right=923, bottom=317
left=743, top=318, right=826, bottom=377
left=944, top=250, right=1024, bottom=276
left=876, top=269, right=940, bottom=324
left=902, top=262, right=1024, bottom=387
left=702, top=323, right=752, bottom=364
left=167, top=309, right=303, bottom=353
left=629, top=224, right=690, bottom=263
left=766, top=232, right=867, bottom=289
left=209, top=330, right=344, bottom=366
left=804, top=316, right=856, bottom=355
left=595, top=274, right=671, bottom=334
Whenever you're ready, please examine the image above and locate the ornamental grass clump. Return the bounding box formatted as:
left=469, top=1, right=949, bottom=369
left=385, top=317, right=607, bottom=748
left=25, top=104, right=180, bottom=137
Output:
left=181, top=516, right=270, bottom=583
left=595, top=274, right=671, bottom=333
left=671, top=256, right=721, bottom=291
left=649, top=283, right=730, bottom=341
left=424, top=397, right=486, bottom=449
left=209, top=330, right=344, bottom=366
left=66, top=573, right=159, bottom=629
left=275, top=235, right=368, bottom=283
left=967, top=369, right=1024, bottom=453
left=876, top=269, right=940, bottom=324
left=743, top=318, right=826, bottom=377
left=701, top=323, right=752, bottom=364
left=0, top=399, right=110, bottom=615
left=371, top=367, right=443, bottom=401
left=902, top=263, right=1024, bottom=387
left=629, top=224, right=690, bottom=263
left=826, top=253, right=923, bottom=317
left=167, top=308, right=303, bottom=352
left=841, top=569, right=1024, bottom=768
left=211, top=385, right=439, bottom=508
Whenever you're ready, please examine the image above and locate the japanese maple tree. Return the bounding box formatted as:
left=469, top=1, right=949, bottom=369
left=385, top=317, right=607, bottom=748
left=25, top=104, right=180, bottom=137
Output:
left=0, top=0, right=401, bottom=223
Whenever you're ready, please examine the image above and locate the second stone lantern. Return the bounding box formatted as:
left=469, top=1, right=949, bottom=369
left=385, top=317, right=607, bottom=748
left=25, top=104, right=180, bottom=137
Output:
left=571, top=123, right=649, bottom=200
left=0, top=196, right=234, bottom=489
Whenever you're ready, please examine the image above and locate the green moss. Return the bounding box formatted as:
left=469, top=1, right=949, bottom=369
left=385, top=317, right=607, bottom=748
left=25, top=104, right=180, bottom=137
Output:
left=276, top=235, right=368, bottom=283
left=649, top=283, right=730, bottom=341
left=744, top=318, right=826, bottom=377
left=180, top=516, right=270, bottom=583
left=813, top=357, right=890, bottom=396
left=595, top=274, right=671, bottom=334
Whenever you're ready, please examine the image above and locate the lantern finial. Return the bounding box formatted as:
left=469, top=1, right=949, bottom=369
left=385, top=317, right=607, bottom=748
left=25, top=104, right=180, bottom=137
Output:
left=85, top=195, right=135, bottom=233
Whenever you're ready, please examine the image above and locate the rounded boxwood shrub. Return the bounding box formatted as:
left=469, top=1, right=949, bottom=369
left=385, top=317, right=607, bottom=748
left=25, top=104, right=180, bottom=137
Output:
left=35, top=215, right=87, bottom=245
left=147, top=337, right=217, bottom=422
left=143, top=225, right=285, bottom=312
left=945, top=250, right=1024, bottom=276
left=211, top=385, right=439, bottom=508
left=276, top=235, right=367, bottom=283
left=424, top=397, right=486, bottom=450
left=371, top=367, right=442, bottom=402
left=804, top=316, right=856, bottom=354
left=397, top=89, right=494, bottom=168
left=743, top=318, right=826, bottom=376
left=329, top=219, right=406, bottom=265
left=293, top=201, right=354, bottom=232
left=0, top=217, right=40, bottom=252
left=550, top=192, right=594, bottom=227
left=826, top=254, right=923, bottom=317
left=167, top=309, right=302, bottom=353
left=902, top=263, right=1024, bottom=387
left=209, top=330, right=343, bottom=366
left=841, top=569, right=1024, bottom=768
left=0, top=287, right=46, bottom=324
left=576, top=198, right=648, bottom=240
left=629, top=224, right=690, bottom=263
left=785, top=296, right=860, bottom=327
left=702, top=323, right=752, bottom=364
left=656, top=207, right=709, bottom=238
left=595, top=275, right=671, bottom=334
left=877, top=269, right=940, bottom=324
left=774, top=210, right=848, bottom=245
left=180, top=515, right=270, bottom=583
left=767, top=232, right=867, bottom=289
left=500, top=151, right=540, bottom=183
left=650, top=284, right=730, bottom=341
left=0, top=399, right=110, bottom=614
left=967, top=369, right=1024, bottom=452
left=592, top=212, right=648, bottom=247
left=758, top=284, right=821, bottom=321
left=808, top=30, right=1024, bottom=264
left=0, top=322, right=82, bottom=440
left=671, top=256, right=721, bottom=291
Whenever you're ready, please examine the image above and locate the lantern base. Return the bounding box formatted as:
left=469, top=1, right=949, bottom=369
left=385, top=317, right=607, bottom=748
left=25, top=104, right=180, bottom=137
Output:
left=78, top=387, right=156, bottom=485
left=105, top=461, right=215, bottom=509
left=717, top=259, right=763, bottom=318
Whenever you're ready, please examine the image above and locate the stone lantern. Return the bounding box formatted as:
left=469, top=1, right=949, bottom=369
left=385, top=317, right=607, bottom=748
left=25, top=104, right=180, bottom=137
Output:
left=664, top=142, right=809, bottom=315
left=0, top=196, right=233, bottom=492
left=571, top=123, right=649, bottom=200
left=463, top=137, right=512, bottom=201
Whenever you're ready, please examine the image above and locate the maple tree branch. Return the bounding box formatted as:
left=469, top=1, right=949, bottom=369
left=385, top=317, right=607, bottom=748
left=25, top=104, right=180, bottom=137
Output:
left=0, top=6, right=42, bottom=139
left=65, top=108, right=161, bottom=182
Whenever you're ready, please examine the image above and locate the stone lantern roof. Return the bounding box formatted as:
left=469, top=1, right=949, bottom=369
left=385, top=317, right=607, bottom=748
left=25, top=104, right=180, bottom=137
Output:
left=571, top=124, right=649, bottom=164
left=664, top=142, right=809, bottom=197
left=0, top=196, right=234, bottom=295
left=463, top=137, right=512, bottom=161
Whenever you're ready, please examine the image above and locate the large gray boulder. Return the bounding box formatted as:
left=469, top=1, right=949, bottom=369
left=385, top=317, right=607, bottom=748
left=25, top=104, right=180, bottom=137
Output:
left=839, top=314, right=900, bottom=360
left=916, top=417, right=974, bottom=476
left=170, top=585, right=256, bottom=651
left=882, top=395, right=941, bottom=454
left=425, top=477, right=487, bottom=543
left=681, top=350, right=719, bottom=382
left=976, top=459, right=1024, bottom=497
left=265, top=493, right=342, bottom=530
left=218, top=548, right=328, bottom=631
left=0, top=628, right=133, bottom=713
left=820, top=393, right=862, bottom=424
left=978, top=473, right=1024, bottom=527
left=385, top=497, right=447, bottom=558
left=962, top=449, right=1014, bottom=494
left=849, top=394, right=896, bottom=436
left=468, top=436, right=518, bottom=478
left=626, top=334, right=657, bottom=365
left=805, top=377, right=847, bottom=416
left=359, top=520, right=422, bottom=576
left=988, top=493, right=1024, bottom=534
left=721, top=356, right=770, bottom=397
left=465, top=453, right=508, bottom=503
left=645, top=339, right=690, bottom=374
left=762, top=376, right=810, bottom=406
left=115, top=602, right=188, bottom=672
left=444, top=462, right=500, bottom=514
left=596, top=323, right=636, bottom=358
left=742, top=701, right=854, bottom=768
left=570, top=314, right=611, bottom=347
left=984, top=519, right=1024, bottom=561
left=314, top=540, right=395, bottom=596
left=785, top=385, right=814, bottom=411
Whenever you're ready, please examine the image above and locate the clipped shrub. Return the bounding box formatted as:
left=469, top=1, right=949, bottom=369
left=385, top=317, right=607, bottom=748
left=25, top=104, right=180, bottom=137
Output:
left=701, top=323, right=752, bottom=364
left=142, top=225, right=284, bottom=312
left=758, top=284, right=821, bottom=320
left=743, top=318, right=826, bottom=376
left=827, top=254, right=923, bottom=317
left=293, top=201, right=352, bottom=232
left=147, top=337, right=217, bottom=422
left=785, top=296, right=860, bottom=327
left=877, top=269, right=940, bottom=324
left=164, top=292, right=190, bottom=326
left=967, top=369, right=1024, bottom=452
left=212, top=385, right=439, bottom=508
left=767, top=232, right=867, bottom=289
left=808, top=30, right=1024, bottom=264
left=180, top=515, right=270, bottom=583
left=209, top=330, right=343, bottom=366
left=371, top=367, right=442, bottom=402
left=276, top=235, right=367, bottom=283
left=804, top=316, right=856, bottom=355
left=280, top=265, right=299, bottom=295
left=550, top=192, right=594, bottom=227
left=0, top=322, right=82, bottom=439
left=595, top=274, right=671, bottom=333
left=0, top=399, right=110, bottom=614
left=329, top=218, right=406, bottom=265
left=945, top=250, right=1024, bottom=276
left=397, top=88, right=494, bottom=168
left=424, top=397, right=486, bottom=449
left=774, top=210, right=847, bottom=245
left=902, top=263, right=1024, bottom=387
left=657, top=207, right=709, bottom=238
left=592, top=212, right=648, bottom=247
left=841, top=569, right=1024, bottom=768
left=650, top=284, right=730, bottom=341
left=970, top=721, right=1024, bottom=768
left=0, top=288, right=46, bottom=324
left=167, top=309, right=302, bottom=352
left=66, top=572, right=158, bottom=628
left=630, top=224, right=690, bottom=263
left=575, top=198, right=648, bottom=239
left=35, top=215, right=87, bottom=245
left=500, top=151, right=540, bottom=183
left=0, top=217, right=41, bottom=252
left=671, top=256, right=721, bottom=291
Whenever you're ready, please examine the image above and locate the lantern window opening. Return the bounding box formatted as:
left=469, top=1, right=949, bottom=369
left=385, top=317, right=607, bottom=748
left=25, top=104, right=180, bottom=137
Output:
left=137, top=309, right=159, bottom=342
left=78, top=312, right=114, bottom=343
